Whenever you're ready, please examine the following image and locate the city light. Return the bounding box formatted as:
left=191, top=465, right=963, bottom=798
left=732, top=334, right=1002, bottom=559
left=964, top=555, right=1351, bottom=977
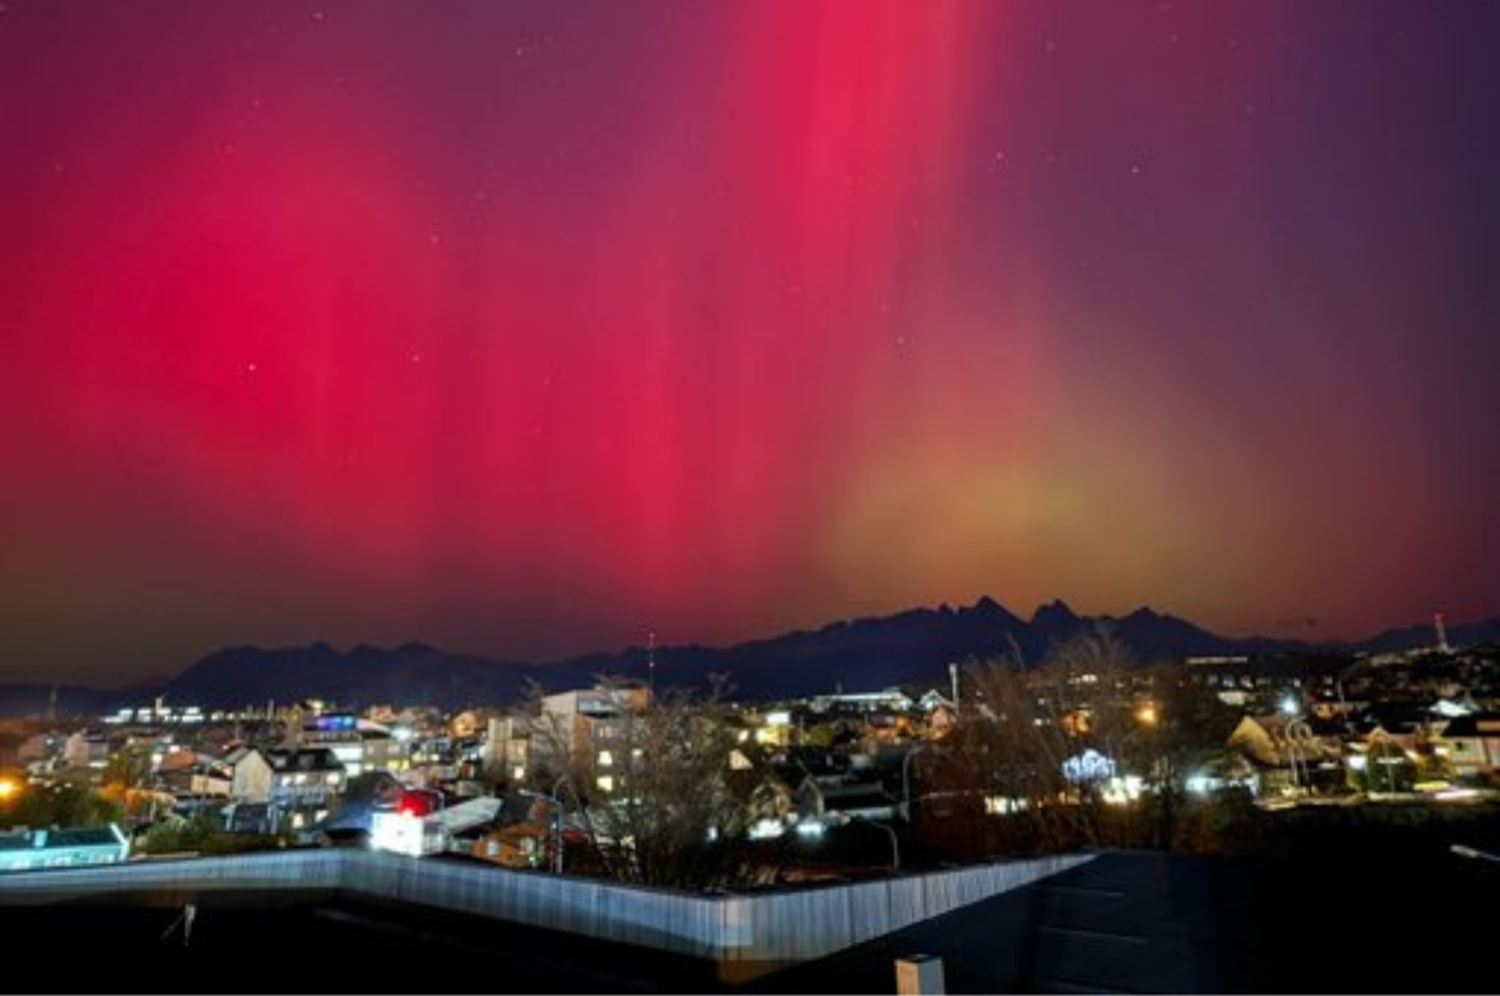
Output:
left=984, top=795, right=1028, bottom=815
left=748, top=819, right=786, bottom=840
left=1062, top=749, right=1115, bottom=784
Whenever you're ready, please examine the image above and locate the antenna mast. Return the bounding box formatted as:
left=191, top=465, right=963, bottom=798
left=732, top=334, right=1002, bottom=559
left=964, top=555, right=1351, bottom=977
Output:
left=647, top=629, right=657, bottom=693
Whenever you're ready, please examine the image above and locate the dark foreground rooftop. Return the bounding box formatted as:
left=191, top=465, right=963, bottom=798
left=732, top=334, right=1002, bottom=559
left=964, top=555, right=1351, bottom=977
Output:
left=5, top=823, right=1498, bottom=993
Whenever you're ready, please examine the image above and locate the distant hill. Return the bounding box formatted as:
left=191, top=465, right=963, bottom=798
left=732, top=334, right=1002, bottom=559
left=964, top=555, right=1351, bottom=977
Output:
left=159, top=642, right=539, bottom=713
left=1, top=599, right=1495, bottom=716
left=0, top=683, right=121, bottom=720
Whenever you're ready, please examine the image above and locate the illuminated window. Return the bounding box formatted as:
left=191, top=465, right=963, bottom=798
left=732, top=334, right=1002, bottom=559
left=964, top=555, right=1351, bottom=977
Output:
left=596, top=774, right=614, bottom=792
left=597, top=750, right=613, bottom=768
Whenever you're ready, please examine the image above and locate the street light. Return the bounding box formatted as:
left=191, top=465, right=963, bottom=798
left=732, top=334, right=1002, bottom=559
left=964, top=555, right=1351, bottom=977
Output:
left=1450, top=844, right=1500, bottom=863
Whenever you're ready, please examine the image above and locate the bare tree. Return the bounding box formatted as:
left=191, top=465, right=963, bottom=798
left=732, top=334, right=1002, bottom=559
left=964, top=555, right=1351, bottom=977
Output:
left=924, top=628, right=1145, bottom=856
left=524, top=674, right=773, bottom=889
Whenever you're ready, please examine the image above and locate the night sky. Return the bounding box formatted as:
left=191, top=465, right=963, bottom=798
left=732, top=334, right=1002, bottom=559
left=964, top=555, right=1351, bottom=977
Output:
left=4, top=1, right=1498, bottom=685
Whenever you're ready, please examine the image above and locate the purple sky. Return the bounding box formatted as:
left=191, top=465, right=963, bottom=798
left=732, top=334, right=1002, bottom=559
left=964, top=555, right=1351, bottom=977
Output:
left=3, top=0, right=1498, bottom=684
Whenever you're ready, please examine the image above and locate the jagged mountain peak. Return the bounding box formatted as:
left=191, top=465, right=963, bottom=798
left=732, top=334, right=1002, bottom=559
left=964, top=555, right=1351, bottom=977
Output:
left=16, top=601, right=1492, bottom=719
left=1033, top=598, right=1081, bottom=624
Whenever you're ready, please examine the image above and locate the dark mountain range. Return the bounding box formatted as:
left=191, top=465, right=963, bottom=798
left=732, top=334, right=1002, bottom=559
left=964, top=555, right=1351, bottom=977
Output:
left=2, top=599, right=1495, bottom=717
left=160, top=641, right=537, bottom=712
left=1359, top=618, right=1500, bottom=655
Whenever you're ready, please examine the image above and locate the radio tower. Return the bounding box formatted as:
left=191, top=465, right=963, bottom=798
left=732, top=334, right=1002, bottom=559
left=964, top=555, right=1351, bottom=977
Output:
left=647, top=629, right=657, bottom=694
left=1435, top=611, right=1452, bottom=654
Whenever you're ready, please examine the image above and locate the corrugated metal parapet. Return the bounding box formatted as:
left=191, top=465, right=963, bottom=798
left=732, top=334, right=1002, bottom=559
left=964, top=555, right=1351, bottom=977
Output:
left=0, top=846, right=1093, bottom=980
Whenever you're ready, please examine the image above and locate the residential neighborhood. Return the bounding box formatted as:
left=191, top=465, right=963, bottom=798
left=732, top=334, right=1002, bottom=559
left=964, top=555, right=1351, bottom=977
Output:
left=5, top=629, right=1500, bottom=883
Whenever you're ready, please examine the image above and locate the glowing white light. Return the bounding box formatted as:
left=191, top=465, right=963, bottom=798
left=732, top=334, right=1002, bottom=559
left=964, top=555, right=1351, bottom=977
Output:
left=370, top=811, right=427, bottom=856
left=748, top=819, right=785, bottom=840
left=1062, top=749, right=1115, bottom=783
left=985, top=795, right=1028, bottom=815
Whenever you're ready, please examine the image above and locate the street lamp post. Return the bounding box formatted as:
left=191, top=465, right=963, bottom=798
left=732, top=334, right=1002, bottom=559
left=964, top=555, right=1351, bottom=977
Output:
left=1285, top=719, right=1312, bottom=796
left=550, top=774, right=574, bottom=874
left=900, top=746, right=927, bottom=823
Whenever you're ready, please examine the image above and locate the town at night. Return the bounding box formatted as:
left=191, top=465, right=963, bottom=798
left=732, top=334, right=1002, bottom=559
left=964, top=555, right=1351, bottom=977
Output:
left=3, top=1, right=1498, bottom=992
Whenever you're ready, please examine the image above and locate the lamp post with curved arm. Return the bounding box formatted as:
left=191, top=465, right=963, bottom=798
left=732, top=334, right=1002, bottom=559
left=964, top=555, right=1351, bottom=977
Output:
left=842, top=813, right=900, bottom=873
left=901, top=745, right=927, bottom=823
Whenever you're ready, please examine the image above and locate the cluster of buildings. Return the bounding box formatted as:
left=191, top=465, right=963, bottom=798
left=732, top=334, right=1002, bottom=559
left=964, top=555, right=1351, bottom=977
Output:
left=3, top=635, right=1500, bottom=874
left=1202, top=643, right=1500, bottom=801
